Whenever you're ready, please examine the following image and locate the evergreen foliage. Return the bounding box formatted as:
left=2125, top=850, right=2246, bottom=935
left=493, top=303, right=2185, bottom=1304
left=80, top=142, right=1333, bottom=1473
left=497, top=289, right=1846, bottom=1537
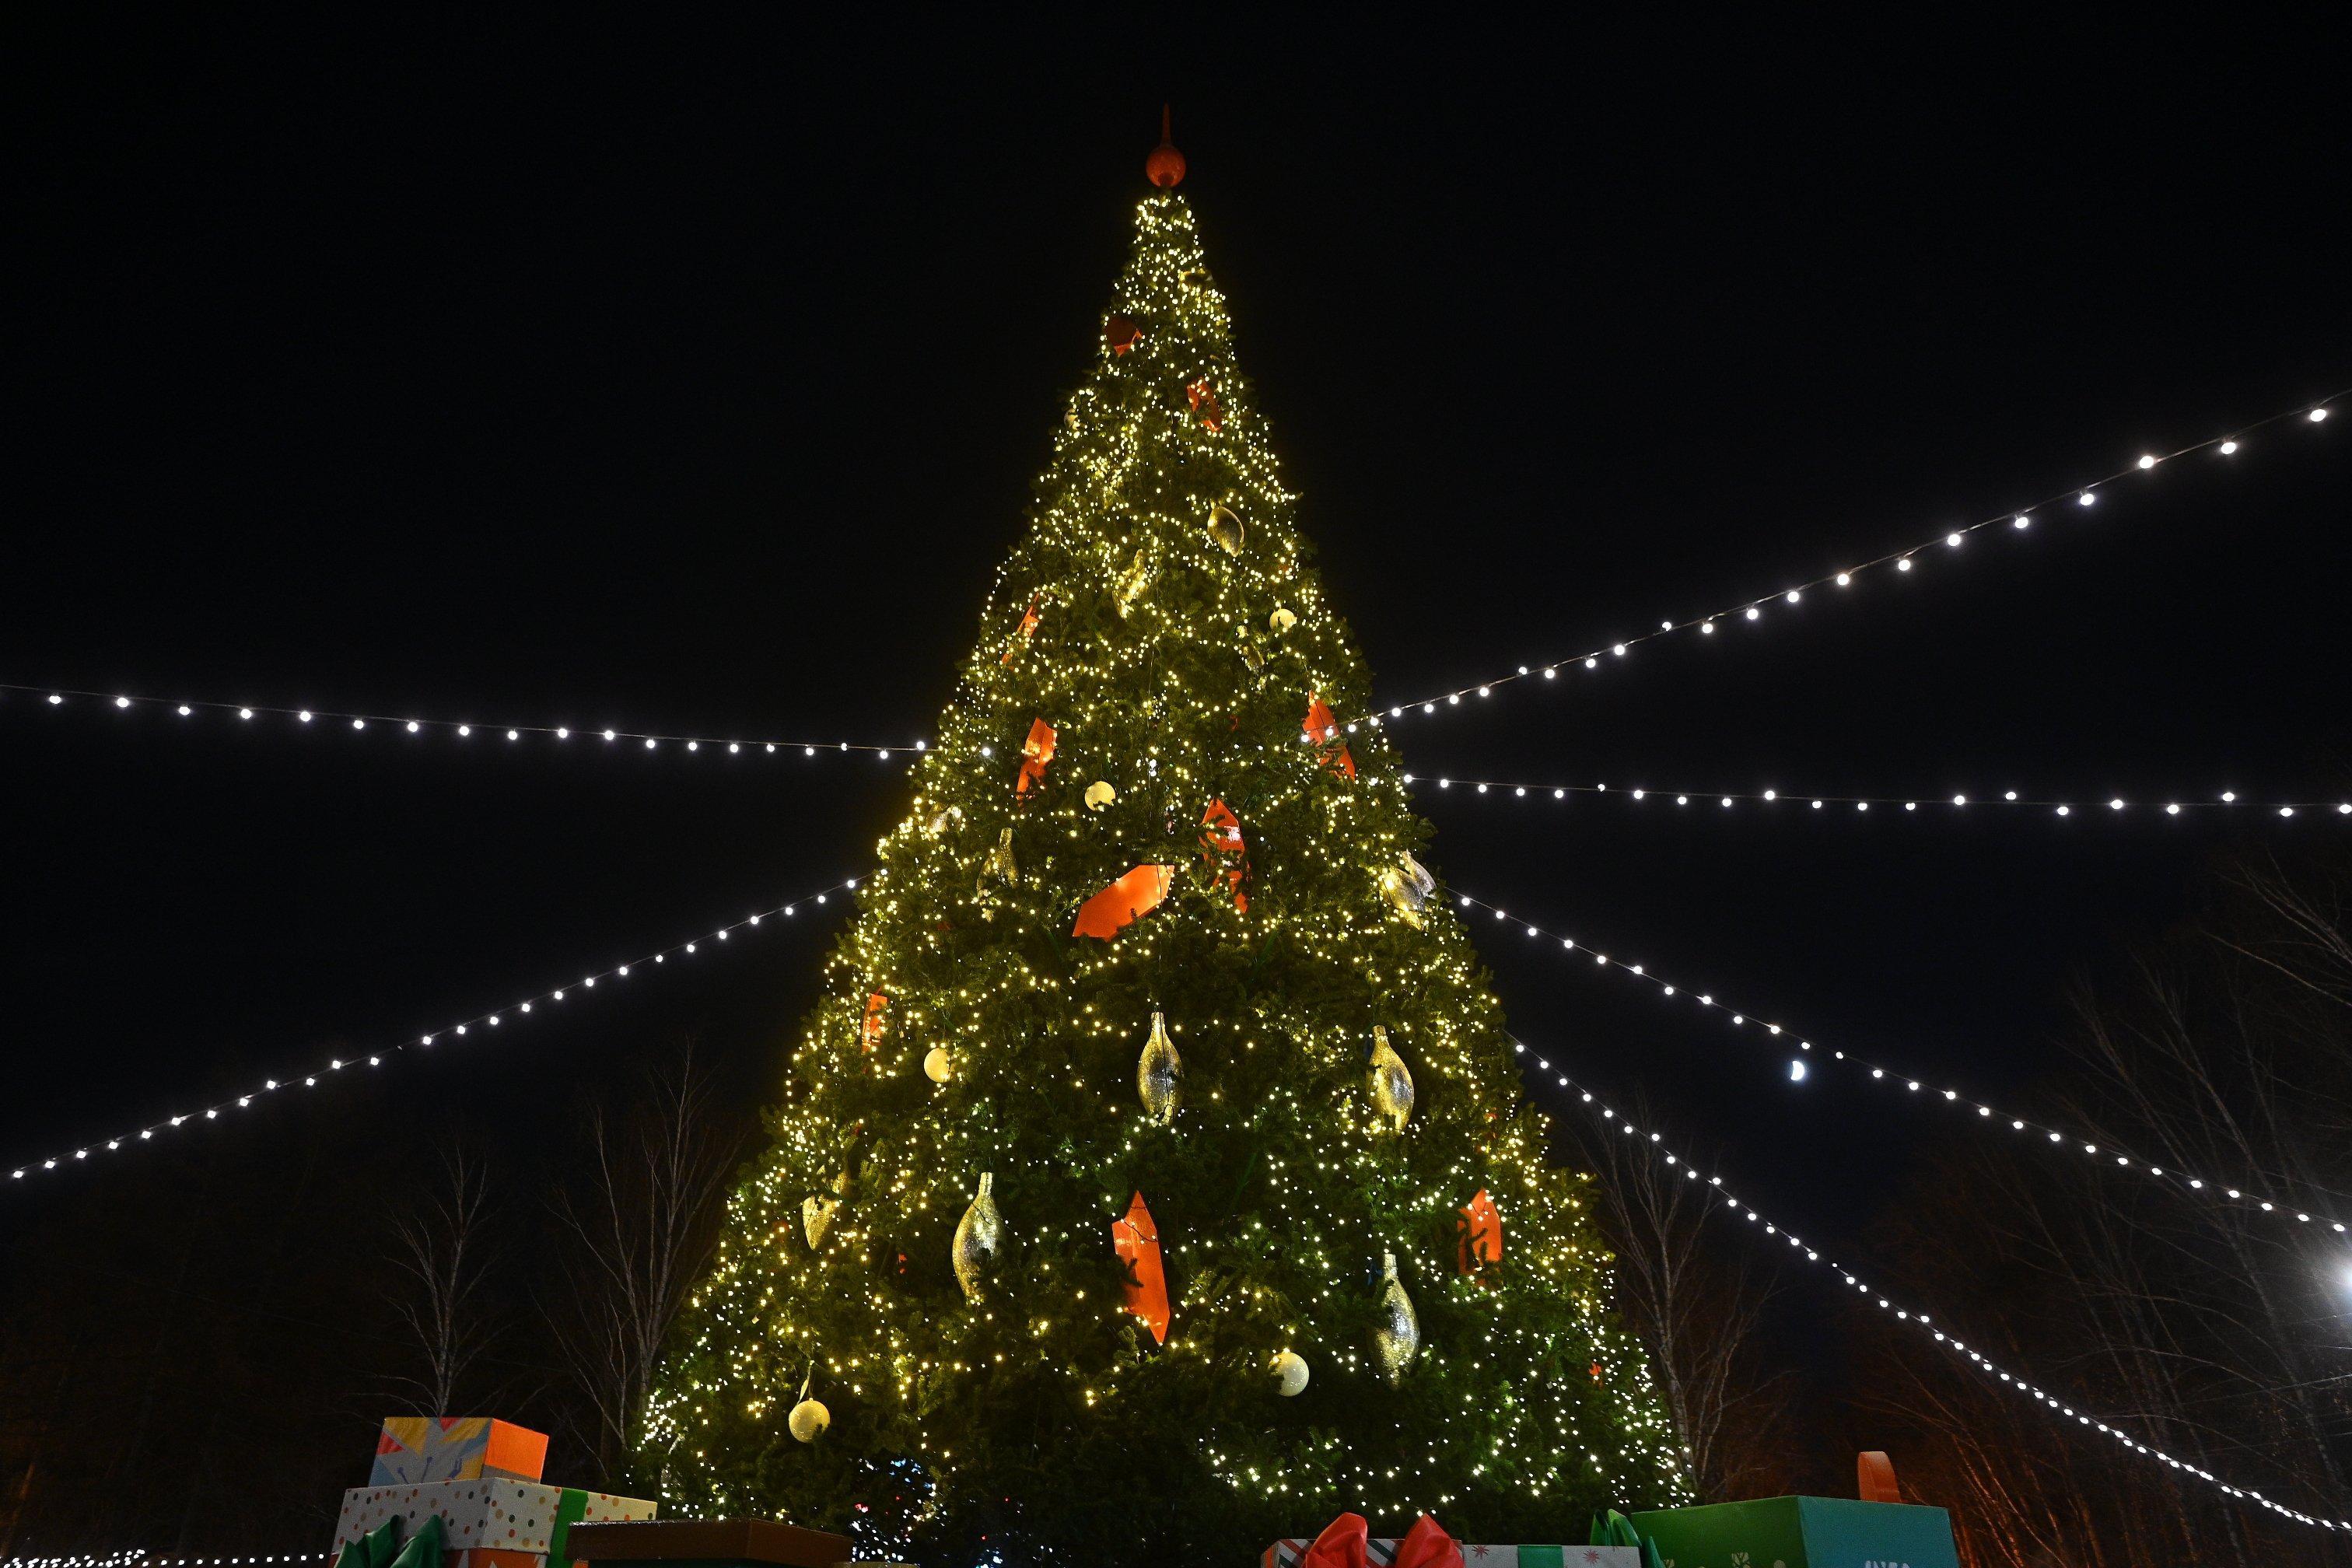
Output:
left=646, top=181, right=1690, bottom=1563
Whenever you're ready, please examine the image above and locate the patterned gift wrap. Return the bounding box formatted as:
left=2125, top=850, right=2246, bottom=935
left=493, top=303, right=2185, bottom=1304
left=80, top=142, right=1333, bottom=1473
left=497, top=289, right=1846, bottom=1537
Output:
left=369, top=1416, right=550, bottom=1485
left=1261, top=1542, right=1638, bottom=1567
left=332, top=1478, right=655, bottom=1556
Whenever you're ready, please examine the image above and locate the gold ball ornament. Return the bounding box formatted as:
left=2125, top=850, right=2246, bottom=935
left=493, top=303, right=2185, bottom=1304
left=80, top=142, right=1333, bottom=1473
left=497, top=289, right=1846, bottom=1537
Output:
left=1269, top=607, right=1297, bottom=634
left=1373, top=1248, right=1421, bottom=1385
left=951, top=1171, right=1003, bottom=1301
left=788, top=1395, right=831, bottom=1443
left=786, top=1367, right=829, bottom=1443
left=922, top=1046, right=953, bottom=1083
left=1368, top=1025, right=1416, bottom=1132
left=1137, top=1010, right=1183, bottom=1125
left=1270, top=1349, right=1310, bottom=1397
left=1207, top=504, right=1244, bottom=555
left=1085, top=780, right=1117, bottom=811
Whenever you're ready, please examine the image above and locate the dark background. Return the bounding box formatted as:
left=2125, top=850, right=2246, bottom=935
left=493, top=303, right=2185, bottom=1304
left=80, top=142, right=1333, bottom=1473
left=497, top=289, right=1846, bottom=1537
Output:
left=2, top=11, right=2346, bottom=1545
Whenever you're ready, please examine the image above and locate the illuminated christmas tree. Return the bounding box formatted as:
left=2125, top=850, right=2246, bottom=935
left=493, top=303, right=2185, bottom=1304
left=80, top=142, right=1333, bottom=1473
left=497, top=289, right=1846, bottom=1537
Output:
left=646, top=122, right=1691, bottom=1561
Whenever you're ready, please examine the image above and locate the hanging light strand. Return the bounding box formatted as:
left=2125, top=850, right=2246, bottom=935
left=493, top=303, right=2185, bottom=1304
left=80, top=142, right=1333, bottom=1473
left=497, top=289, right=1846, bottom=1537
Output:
left=6, top=874, right=863, bottom=1188
left=1409, top=773, right=2351, bottom=822
left=0, top=684, right=923, bottom=761
left=1350, top=388, right=2341, bottom=730
left=2, top=1557, right=331, bottom=1566
left=1457, top=888, right=2352, bottom=1237
left=1514, top=1045, right=2349, bottom=1533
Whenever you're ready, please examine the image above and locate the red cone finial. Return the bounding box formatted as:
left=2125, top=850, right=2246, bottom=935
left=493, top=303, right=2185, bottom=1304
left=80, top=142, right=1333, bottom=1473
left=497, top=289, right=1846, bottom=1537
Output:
left=1146, top=104, right=1186, bottom=189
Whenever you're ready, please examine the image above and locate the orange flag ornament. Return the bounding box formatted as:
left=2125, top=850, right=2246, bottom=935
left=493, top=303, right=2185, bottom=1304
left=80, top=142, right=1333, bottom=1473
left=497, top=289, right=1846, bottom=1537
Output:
left=999, top=597, right=1041, bottom=665
left=1456, top=1188, right=1503, bottom=1276
left=1199, top=798, right=1248, bottom=912
left=862, top=993, right=889, bottom=1052
left=1303, top=694, right=1356, bottom=780
left=1073, top=864, right=1175, bottom=940
left=1111, top=1190, right=1170, bottom=1343
left=1014, top=719, right=1057, bottom=796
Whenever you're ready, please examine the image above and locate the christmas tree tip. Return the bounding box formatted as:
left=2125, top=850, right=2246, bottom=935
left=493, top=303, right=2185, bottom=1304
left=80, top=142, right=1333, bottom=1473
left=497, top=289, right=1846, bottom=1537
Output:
left=1146, top=103, right=1185, bottom=188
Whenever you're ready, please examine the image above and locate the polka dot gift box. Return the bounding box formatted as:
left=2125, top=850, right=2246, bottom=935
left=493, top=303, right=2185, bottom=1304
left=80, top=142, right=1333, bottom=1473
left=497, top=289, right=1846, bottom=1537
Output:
left=331, top=1479, right=655, bottom=1566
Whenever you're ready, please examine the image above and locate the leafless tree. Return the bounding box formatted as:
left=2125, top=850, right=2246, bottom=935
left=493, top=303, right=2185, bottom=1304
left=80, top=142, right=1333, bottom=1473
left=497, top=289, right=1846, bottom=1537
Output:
left=541, top=1038, right=747, bottom=1483
left=1572, top=1094, right=1793, bottom=1502
left=1849, top=850, right=2352, bottom=1567
left=386, top=1140, right=496, bottom=1416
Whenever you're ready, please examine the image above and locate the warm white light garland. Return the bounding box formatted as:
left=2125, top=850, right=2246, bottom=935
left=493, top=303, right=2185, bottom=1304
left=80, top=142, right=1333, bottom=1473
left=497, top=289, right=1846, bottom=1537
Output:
left=0, top=684, right=923, bottom=761
left=1458, top=889, right=2352, bottom=1237
left=1517, top=1050, right=2348, bottom=1532
left=3, top=1557, right=328, bottom=1566
left=5, top=874, right=862, bottom=1187
left=1408, top=773, right=2352, bottom=822
left=1346, top=389, right=2340, bottom=730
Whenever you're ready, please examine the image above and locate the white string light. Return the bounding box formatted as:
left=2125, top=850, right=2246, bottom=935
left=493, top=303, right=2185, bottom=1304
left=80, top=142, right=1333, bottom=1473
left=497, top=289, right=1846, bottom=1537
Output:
left=1406, top=774, right=2351, bottom=822
left=1348, top=387, right=2342, bottom=730
left=5, top=875, right=862, bottom=1188
left=1512, top=1043, right=2349, bottom=1533
left=2, top=1559, right=332, bottom=1566
left=0, top=684, right=923, bottom=762
left=1455, top=888, right=2352, bottom=1237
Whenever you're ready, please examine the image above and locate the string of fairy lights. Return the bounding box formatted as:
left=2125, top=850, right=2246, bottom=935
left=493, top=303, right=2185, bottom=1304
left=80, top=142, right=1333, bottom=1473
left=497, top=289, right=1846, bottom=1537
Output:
left=1456, top=888, right=2352, bottom=1237
left=1512, top=1048, right=2348, bottom=1533
left=0, top=684, right=922, bottom=761
left=5, top=874, right=860, bottom=1187
left=2, top=1557, right=329, bottom=1566
left=1409, top=773, right=2352, bottom=822
left=1342, top=391, right=2340, bottom=733
left=2, top=1557, right=328, bottom=1566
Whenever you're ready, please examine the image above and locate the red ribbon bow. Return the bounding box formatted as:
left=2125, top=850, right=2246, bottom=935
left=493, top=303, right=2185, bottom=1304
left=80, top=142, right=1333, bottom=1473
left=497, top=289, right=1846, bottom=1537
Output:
left=1393, top=1516, right=1465, bottom=1568
left=1297, top=1514, right=1461, bottom=1568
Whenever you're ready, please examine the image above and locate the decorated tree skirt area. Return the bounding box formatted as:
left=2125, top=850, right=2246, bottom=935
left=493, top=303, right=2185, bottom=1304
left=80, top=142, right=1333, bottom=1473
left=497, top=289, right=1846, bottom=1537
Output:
left=320, top=1410, right=1957, bottom=1568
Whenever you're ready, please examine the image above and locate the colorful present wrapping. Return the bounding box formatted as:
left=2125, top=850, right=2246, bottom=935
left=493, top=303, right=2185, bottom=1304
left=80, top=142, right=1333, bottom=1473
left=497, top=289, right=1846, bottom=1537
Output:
left=1262, top=1542, right=1637, bottom=1567
left=333, top=1479, right=655, bottom=1563
left=1628, top=1496, right=1958, bottom=1568
left=370, top=1417, right=549, bottom=1486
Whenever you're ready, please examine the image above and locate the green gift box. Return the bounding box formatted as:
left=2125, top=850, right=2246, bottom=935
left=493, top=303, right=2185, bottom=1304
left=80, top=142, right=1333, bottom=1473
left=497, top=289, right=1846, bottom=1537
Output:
left=1629, top=1496, right=1958, bottom=1568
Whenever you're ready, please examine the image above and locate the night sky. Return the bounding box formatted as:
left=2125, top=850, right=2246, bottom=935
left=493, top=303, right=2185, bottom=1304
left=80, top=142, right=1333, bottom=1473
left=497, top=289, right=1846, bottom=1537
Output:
left=5, top=16, right=2347, bottom=1348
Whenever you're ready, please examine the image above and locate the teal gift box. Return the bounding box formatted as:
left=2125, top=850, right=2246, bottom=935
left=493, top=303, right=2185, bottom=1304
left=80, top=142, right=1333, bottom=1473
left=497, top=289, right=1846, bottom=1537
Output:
left=1629, top=1496, right=1958, bottom=1568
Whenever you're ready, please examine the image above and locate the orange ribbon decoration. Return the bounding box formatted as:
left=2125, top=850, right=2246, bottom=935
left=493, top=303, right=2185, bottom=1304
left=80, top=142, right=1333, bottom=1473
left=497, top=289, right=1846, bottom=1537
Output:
left=1302, top=694, right=1356, bottom=780
left=1111, top=1191, right=1170, bottom=1344
left=1072, top=864, right=1174, bottom=940
left=1015, top=718, right=1057, bottom=796
left=999, top=597, right=1041, bottom=665
left=1199, top=798, right=1248, bottom=912
left=861, top=993, right=888, bottom=1052
left=1456, top=1188, right=1502, bottom=1276
left=1185, top=376, right=1223, bottom=432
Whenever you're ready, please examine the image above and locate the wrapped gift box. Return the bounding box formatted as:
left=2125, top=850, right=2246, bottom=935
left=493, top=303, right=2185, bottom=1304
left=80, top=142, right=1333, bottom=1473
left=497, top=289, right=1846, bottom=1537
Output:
left=370, top=1416, right=550, bottom=1485
left=1262, top=1543, right=1638, bottom=1567
left=1629, top=1496, right=1958, bottom=1568
left=333, top=1479, right=655, bottom=1563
